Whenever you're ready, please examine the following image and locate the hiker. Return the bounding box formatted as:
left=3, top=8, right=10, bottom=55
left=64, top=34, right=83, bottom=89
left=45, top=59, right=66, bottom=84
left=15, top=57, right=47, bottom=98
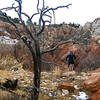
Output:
left=66, top=51, right=76, bottom=71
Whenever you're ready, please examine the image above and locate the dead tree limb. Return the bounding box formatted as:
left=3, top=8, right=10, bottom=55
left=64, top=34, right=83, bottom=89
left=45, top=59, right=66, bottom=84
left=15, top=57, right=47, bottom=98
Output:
left=41, top=39, right=73, bottom=54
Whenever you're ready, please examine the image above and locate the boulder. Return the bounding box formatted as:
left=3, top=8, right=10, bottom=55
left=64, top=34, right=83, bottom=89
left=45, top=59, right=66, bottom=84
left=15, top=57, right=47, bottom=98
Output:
left=83, top=69, right=100, bottom=92
left=91, top=89, right=100, bottom=100
left=57, top=82, right=75, bottom=91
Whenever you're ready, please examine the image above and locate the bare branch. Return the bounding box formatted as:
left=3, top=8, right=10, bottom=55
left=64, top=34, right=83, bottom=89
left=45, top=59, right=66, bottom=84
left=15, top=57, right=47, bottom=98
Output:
left=36, top=3, right=72, bottom=35
left=21, top=12, right=37, bottom=33
left=37, top=18, right=45, bottom=36
left=31, top=13, right=39, bottom=19
left=43, top=13, right=52, bottom=23
left=41, top=39, right=73, bottom=54
left=53, top=10, right=56, bottom=24
left=37, top=0, right=40, bottom=13
left=0, top=1, right=35, bottom=40
left=37, top=0, right=45, bottom=12
left=0, top=3, right=18, bottom=11
left=43, top=4, right=72, bottom=14
left=14, top=0, right=36, bottom=40
left=30, top=6, right=50, bottom=21
left=42, top=0, right=45, bottom=9
left=0, top=12, right=35, bottom=58
left=2, top=14, right=21, bottom=37
left=16, top=0, right=22, bottom=15
left=15, top=0, right=22, bottom=4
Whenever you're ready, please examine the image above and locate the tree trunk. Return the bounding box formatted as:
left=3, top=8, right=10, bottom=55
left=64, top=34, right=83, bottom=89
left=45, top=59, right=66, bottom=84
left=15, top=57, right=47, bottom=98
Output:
left=31, top=40, right=41, bottom=100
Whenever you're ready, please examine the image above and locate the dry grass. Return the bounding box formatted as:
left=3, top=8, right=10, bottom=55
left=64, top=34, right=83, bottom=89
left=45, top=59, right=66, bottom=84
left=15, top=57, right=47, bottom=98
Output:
left=52, top=66, right=63, bottom=77
left=0, top=90, right=28, bottom=100
left=0, top=55, right=18, bottom=70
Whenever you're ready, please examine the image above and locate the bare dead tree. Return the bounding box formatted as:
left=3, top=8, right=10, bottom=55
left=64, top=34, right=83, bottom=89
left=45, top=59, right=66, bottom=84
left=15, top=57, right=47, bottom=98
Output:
left=0, top=0, right=72, bottom=100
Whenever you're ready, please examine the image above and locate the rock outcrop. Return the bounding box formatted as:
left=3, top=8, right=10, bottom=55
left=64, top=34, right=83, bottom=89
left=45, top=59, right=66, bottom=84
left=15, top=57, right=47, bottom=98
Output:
left=91, top=89, right=100, bottom=100
left=92, top=18, right=100, bottom=39
left=83, top=17, right=100, bottom=43
left=83, top=68, right=100, bottom=100
left=83, top=22, right=92, bottom=31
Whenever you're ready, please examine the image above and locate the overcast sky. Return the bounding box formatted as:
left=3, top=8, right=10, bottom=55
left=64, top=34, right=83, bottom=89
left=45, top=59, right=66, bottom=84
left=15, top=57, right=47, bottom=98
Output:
left=0, top=0, right=100, bottom=26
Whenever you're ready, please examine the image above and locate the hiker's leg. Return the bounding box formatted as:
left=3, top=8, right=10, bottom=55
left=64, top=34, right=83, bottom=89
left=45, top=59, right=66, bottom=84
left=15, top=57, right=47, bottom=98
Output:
left=72, top=64, right=74, bottom=71
left=70, top=64, right=74, bottom=71
left=68, top=63, right=71, bottom=71
left=70, top=64, right=73, bottom=71
left=73, top=64, right=75, bottom=70
left=68, top=65, right=70, bottom=71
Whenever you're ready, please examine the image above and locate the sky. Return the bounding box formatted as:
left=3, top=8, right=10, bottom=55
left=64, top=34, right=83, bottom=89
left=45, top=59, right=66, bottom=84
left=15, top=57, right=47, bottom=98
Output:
left=0, top=0, right=100, bottom=26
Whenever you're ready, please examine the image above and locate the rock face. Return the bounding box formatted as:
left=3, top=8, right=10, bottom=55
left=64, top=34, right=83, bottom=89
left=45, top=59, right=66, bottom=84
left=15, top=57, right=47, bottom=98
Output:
left=79, top=42, right=100, bottom=70
left=83, top=22, right=92, bottom=31
left=83, top=74, right=100, bottom=92
left=91, top=89, right=100, bottom=100
left=83, top=68, right=100, bottom=100
left=83, top=18, right=100, bottom=42
left=92, top=18, right=100, bottom=38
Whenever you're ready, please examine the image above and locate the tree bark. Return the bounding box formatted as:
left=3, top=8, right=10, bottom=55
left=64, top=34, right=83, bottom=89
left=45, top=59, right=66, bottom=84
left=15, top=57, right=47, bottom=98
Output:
left=31, top=39, right=41, bottom=100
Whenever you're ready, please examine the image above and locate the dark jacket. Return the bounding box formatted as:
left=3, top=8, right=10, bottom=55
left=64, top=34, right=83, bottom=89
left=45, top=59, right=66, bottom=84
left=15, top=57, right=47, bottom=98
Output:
left=66, top=53, right=76, bottom=64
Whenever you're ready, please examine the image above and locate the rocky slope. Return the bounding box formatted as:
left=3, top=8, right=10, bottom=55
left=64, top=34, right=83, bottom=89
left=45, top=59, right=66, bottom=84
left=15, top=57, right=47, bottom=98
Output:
left=0, top=18, right=100, bottom=71
left=0, top=17, right=100, bottom=100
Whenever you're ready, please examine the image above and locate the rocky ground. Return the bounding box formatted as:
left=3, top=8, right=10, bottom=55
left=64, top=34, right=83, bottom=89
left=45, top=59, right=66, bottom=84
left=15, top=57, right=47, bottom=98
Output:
left=0, top=64, right=100, bottom=100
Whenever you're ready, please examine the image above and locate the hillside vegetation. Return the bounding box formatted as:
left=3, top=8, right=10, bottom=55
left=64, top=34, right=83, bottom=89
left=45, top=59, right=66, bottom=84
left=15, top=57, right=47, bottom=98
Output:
left=0, top=17, right=100, bottom=100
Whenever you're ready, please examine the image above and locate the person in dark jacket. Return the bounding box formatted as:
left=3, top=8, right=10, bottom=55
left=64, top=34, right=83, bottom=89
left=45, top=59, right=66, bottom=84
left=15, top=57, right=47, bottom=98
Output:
left=66, top=51, right=76, bottom=71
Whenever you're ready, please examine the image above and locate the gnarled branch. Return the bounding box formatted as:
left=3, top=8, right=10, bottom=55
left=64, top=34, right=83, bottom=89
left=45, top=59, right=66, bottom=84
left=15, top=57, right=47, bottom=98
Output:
left=41, top=39, right=73, bottom=54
